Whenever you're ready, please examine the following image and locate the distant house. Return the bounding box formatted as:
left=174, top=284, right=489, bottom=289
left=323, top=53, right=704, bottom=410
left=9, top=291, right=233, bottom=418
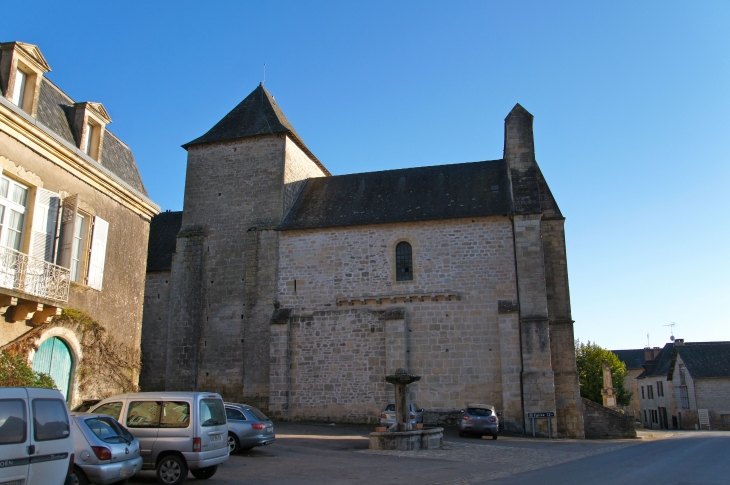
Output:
left=636, top=343, right=675, bottom=429
left=667, top=340, right=730, bottom=430
left=612, top=347, right=661, bottom=419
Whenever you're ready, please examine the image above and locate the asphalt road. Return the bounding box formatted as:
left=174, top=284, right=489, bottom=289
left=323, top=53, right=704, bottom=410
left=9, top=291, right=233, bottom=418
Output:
left=127, top=424, right=730, bottom=485
left=484, top=432, right=730, bottom=485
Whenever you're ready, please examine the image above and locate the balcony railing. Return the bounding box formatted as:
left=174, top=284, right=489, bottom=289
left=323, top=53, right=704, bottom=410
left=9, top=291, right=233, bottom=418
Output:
left=0, top=246, right=71, bottom=303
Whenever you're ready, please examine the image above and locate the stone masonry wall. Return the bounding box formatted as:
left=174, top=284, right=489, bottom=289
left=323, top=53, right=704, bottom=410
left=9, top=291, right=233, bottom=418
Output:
left=139, top=270, right=171, bottom=391
left=582, top=398, right=636, bottom=439
left=282, top=137, right=326, bottom=216
left=165, top=134, right=324, bottom=408
left=272, top=216, right=523, bottom=428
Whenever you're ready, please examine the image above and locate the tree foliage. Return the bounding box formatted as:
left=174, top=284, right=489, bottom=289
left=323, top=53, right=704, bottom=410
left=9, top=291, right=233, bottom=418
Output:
left=0, top=350, right=57, bottom=389
left=575, top=340, right=632, bottom=406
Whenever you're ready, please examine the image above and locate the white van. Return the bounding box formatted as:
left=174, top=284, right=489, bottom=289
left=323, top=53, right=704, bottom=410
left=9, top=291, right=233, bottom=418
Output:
left=0, top=387, right=76, bottom=485
left=89, top=392, right=228, bottom=485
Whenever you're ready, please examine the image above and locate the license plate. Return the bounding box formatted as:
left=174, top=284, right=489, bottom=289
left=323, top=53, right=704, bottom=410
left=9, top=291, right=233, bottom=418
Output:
left=210, top=434, right=222, bottom=442
left=120, top=470, right=131, bottom=477
left=266, top=426, right=273, bottom=432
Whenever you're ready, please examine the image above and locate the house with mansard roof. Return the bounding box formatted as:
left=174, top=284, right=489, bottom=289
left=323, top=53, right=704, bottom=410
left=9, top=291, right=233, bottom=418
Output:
left=0, top=41, right=159, bottom=404
left=141, top=83, right=584, bottom=438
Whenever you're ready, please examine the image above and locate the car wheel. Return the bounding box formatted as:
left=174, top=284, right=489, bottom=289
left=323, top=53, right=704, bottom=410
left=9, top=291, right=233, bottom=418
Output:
left=156, top=454, right=188, bottom=485
left=73, top=468, right=89, bottom=485
left=228, top=433, right=240, bottom=454
left=191, top=466, right=218, bottom=480
left=492, top=433, right=498, bottom=440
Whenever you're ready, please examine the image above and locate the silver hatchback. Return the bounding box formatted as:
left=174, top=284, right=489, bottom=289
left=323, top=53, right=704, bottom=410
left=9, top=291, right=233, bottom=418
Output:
left=458, top=403, right=499, bottom=439
left=224, top=403, right=275, bottom=454
left=379, top=403, right=424, bottom=426
left=70, top=412, right=143, bottom=485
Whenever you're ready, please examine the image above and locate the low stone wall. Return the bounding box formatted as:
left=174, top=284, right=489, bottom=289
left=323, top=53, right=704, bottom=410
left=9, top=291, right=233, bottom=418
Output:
left=423, top=409, right=464, bottom=426
left=369, top=427, right=444, bottom=450
left=582, top=398, right=636, bottom=439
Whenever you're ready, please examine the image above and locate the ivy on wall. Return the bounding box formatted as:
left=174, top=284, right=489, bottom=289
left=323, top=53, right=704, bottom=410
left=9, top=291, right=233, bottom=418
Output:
left=1, top=308, right=140, bottom=396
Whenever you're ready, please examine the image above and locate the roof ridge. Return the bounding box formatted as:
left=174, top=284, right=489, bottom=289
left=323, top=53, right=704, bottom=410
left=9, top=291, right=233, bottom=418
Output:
left=323, top=159, right=504, bottom=179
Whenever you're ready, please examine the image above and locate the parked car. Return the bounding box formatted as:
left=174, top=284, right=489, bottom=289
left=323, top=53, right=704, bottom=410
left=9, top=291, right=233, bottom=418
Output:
left=89, top=392, right=228, bottom=485
left=70, top=412, right=142, bottom=485
left=458, top=403, right=499, bottom=439
left=224, top=403, right=275, bottom=454
left=379, top=403, right=424, bottom=426
left=0, top=387, right=76, bottom=485
left=71, top=400, right=101, bottom=413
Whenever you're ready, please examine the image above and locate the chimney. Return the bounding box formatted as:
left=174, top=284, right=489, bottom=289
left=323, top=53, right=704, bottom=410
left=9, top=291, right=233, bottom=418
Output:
left=644, top=347, right=653, bottom=361
left=504, top=104, right=541, bottom=214
left=674, top=339, right=684, bottom=346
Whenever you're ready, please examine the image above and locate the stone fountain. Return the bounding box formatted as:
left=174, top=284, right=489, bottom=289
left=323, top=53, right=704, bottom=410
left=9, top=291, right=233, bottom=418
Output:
left=368, top=368, right=443, bottom=450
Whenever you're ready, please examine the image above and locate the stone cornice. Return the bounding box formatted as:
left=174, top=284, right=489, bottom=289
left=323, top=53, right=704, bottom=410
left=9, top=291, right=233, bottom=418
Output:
left=0, top=96, right=160, bottom=219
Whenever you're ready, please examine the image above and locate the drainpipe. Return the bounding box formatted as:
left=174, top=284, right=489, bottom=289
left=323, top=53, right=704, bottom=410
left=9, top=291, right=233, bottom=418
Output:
left=510, top=214, right=526, bottom=435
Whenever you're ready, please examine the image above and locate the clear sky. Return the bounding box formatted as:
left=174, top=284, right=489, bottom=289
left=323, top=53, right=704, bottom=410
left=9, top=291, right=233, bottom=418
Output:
left=7, top=1, right=729, bottom=350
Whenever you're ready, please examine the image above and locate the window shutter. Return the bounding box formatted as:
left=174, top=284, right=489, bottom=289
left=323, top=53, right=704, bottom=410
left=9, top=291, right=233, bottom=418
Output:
left=87, top=216, right=109, bottom=290
left=56, top=195, right=78, bottom=268
left=29, top=188, right=61, bottom=262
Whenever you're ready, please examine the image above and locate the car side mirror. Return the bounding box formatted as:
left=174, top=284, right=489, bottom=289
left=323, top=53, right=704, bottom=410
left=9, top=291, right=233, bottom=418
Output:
left=497, top=411, right=503, bottom=417
left=460, top=409, right=465, bottom=414
left=420, top=408, right=424, bottom=413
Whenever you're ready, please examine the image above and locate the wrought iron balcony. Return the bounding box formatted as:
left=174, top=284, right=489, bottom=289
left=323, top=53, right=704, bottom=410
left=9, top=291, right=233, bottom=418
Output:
left=0, top=246, right=71, bottom=303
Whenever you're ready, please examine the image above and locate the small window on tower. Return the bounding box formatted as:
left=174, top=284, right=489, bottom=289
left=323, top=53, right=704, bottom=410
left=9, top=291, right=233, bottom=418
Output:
left=395, top=241, right=413, bottom=282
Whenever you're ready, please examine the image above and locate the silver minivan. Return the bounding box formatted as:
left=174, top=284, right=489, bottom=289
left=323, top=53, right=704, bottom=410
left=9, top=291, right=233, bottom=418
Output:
left=0, top=387, right=76, bottom=485
left=89, top=392, right=228, bottom=485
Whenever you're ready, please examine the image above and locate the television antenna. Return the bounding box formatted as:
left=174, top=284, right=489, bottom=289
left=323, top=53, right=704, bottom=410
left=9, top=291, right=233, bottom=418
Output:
left=665, top=322, right=676, bottom=341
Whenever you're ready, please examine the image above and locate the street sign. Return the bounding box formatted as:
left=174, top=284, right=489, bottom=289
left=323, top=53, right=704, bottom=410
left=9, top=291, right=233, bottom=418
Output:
left=527, top=412, right=555, bottom=418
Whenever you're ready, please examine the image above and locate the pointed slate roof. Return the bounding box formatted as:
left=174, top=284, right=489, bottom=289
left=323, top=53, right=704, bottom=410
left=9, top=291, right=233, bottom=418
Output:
left=182, top=84, right=329, bottom=175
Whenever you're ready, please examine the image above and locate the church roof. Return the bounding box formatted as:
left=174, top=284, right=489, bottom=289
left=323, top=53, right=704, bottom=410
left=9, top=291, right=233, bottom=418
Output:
left=277, top=159, right=511, bottom=231
left=147, top=211, right=183, bottom=271
left=182, top=84, right=329, bottom=175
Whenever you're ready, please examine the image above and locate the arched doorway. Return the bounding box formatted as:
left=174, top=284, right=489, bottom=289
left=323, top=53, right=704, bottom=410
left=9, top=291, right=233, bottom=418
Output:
left=32, top=337, right=73, bottom=401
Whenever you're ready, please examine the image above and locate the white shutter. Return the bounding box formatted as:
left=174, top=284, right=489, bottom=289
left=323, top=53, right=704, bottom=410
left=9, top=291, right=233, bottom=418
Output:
left=87, top=216, right=108, bottom=291
left=29, top=188, right=60, bottom=262
left=56, top=195, right=78, bottom=268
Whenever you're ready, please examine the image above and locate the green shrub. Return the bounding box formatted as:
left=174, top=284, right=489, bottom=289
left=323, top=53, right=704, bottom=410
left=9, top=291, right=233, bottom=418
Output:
left=0, top=350, right=57, bottom=389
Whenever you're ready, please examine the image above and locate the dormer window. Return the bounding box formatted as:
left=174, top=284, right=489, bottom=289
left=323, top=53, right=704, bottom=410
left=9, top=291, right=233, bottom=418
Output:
left=71, top=102, right=111, bottom=162
left=11, top=68, right=27, bottom=107
left=0, top=42, right=51, bottom=116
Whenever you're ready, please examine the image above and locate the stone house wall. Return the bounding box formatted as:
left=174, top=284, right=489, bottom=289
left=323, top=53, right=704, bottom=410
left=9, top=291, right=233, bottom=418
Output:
left=638, top=375, right=674, bottom=428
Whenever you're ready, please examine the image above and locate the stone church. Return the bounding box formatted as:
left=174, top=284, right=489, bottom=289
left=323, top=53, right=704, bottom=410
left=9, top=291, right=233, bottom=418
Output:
left=141, top=84, right=584, bottom=438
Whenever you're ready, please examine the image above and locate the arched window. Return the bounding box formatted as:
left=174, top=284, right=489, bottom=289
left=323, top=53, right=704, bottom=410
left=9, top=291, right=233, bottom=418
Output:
left=395, top=242, right=413, bottom=281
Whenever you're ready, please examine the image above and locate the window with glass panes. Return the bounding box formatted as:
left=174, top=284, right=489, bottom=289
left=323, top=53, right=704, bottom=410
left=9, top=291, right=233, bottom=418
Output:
left=0, top=176, right=29, bottom=251
left=395, top=241, right=413, bottom=281
left=70, top=214, right=86, bottom=282
left=11, top=69, right=27, bottom=108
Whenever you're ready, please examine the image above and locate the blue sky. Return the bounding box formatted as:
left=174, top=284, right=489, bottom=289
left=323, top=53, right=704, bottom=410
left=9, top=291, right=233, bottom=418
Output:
left=8, top=1, right=729, bottom=350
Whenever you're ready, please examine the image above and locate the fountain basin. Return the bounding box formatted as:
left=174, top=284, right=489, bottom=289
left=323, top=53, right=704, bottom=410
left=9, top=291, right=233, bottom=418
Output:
left=369, top=427, right=444, bottom=451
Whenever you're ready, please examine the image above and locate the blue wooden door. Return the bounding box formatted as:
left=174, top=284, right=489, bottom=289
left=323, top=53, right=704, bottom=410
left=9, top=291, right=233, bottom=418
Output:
left=32, top=337, right=72, bottom=401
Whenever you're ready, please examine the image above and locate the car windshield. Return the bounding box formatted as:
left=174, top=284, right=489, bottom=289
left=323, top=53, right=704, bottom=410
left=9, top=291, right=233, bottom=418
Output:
left=384, top=404, right=395, bottom=412
left=467, top=407, right=493, bottom=417
left=85, top=416, right=134, bottom=444
left=199, top=398, right=226, bottom=427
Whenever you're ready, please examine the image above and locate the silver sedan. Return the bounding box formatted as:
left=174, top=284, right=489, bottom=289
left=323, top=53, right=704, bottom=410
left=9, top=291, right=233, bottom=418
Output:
left=70, top=412, right=143, bottom=485
left=224, top=403, right=275, bottom=454
left=379, top=403, right=424, bottom=426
